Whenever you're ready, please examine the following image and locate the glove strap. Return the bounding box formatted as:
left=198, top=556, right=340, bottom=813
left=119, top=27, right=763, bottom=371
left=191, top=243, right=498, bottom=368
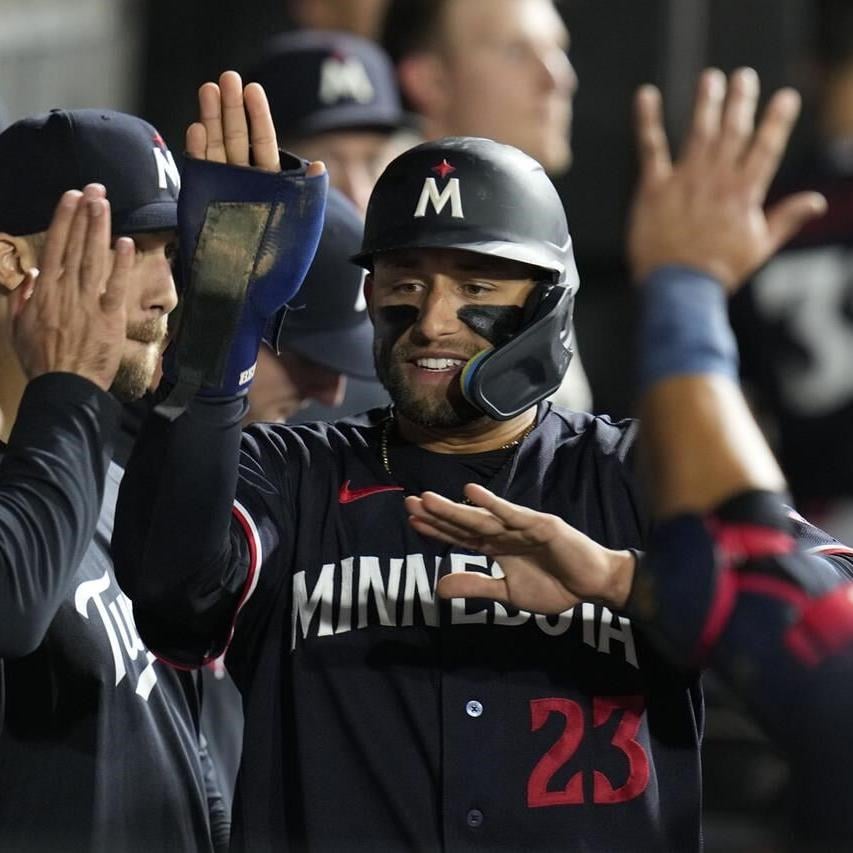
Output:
left=155, top=202, right=275, bottom=421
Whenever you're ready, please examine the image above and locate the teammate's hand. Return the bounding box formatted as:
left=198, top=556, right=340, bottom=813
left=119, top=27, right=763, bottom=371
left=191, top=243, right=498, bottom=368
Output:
left=185, top=70, right=325, bottom=179
left=405, top=484, right=635, bottom=613
left=9, top=184, right=134, bottom=390
left=627, top=67, right=827, bottom=292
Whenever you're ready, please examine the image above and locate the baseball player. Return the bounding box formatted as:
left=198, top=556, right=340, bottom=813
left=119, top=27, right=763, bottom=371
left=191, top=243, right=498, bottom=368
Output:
left=418, top=68, right=853, bottom=848
left=0, top=110, right=225, bottom=851
left=113, top=69, right=850, bottom=851
left=249, top=29, right=407, bottom=215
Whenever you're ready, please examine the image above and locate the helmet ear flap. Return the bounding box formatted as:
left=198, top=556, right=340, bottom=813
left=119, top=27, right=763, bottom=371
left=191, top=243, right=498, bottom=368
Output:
left=461, top=286, right=575, bottom=420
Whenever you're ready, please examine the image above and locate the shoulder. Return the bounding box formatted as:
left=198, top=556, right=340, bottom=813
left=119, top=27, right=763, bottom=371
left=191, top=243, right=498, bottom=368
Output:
left=543, top=404, right=639, bottom=463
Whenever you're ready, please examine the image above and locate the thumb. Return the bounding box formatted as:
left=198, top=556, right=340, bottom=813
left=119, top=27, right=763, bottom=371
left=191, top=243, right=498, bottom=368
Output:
left=437, top=572, right=509, bottom=603
left=766, top=192, right=827, bottom=253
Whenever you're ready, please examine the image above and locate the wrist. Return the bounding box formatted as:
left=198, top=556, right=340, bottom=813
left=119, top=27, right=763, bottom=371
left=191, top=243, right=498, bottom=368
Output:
left=602, top=549, right=636, bottom=610
left=637, top=266, right=739, bottom=395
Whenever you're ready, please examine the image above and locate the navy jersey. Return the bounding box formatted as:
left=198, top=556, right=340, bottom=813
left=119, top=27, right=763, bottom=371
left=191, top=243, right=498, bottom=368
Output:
left=730, top=153, right=853, bottom=508
left=118, top=402, right=703, bottom=852
left=0, top=379, right=215, bottom=852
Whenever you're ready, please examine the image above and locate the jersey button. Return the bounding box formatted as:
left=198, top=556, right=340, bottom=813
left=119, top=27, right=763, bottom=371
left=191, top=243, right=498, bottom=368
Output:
left=465, top=699, right=484, bottom=718
left=466, top=809, right=484, bottom=828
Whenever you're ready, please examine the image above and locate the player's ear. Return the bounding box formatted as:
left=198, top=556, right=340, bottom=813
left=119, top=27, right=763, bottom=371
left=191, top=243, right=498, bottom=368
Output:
left=0, top=235, right=34, bottom=292
left=364, top=274, right=375, bottom=323
left=397, top=53, right=452, bottom=119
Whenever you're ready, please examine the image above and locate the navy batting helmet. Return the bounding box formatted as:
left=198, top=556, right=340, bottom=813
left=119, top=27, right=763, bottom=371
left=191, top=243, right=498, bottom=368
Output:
left=353, top=136, right=579, bottom=420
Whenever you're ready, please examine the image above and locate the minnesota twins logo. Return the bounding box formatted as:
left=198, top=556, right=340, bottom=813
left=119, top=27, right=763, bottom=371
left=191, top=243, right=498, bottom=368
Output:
left=414, top=159, right=464, bottom=219
left=319, top=54, right=375, bottom=104
left=151, top=132, right=180, bottom=192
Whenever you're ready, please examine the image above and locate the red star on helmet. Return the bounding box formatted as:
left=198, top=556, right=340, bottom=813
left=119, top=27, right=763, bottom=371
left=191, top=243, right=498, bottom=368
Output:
left=431, top=159, right=456, bottom=179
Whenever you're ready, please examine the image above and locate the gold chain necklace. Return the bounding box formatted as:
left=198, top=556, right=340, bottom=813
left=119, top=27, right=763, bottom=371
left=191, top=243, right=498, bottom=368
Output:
left=379, top=415, right=535, bottom=479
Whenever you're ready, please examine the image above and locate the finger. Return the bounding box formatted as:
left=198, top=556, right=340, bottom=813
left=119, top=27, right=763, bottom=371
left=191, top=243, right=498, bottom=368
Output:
left=198, top=82, right=226, bottom=163
left=306, top=160, right=327, bottom=178
left=716, top=67, right=759, bottom=165
left=680, top=68, right=726, bottom=163
left=39, top=190, right=83, bottom=280
left=461, top=483, right=539, bottom=530
left=244, top=82, right=280, bottom=171
left=186, top=122, right=207, bottom=160
left=101, top=237, right=134, bottom=314
left=62, top=187, right=97, bottom=292
left=742, top=87, right=801, bottom=199
left=765, top=192, right=828, bottom=253
left=219, top=71, right=250, bottom=166
left=408, top=515, right=484, bottom=550
left=634, top=84, right=671, bottom=186
left=436, top=572, right=510, bottom=603
left=409, top=508, right=490, bottom=547
left=417, top=491, right=507, bottom=535
left=79, top=196, right=110, bottom=297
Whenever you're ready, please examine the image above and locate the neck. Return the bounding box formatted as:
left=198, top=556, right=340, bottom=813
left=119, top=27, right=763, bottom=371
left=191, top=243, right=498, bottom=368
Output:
left=0, top=340, right=27, bottom=443
left=395, top=407, right=537, bottom=454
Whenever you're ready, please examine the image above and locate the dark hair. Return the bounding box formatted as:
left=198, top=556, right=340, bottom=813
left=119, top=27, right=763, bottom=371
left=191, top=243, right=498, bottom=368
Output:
left=380, top=0, right=450, bottom=66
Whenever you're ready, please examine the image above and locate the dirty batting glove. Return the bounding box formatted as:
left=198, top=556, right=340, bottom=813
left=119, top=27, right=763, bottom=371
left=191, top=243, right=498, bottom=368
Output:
left=157, top=152, right=327, bottom=419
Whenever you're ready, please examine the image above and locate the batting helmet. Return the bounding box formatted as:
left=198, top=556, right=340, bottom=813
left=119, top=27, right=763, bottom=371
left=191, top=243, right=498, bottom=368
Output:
left=353, top=136, right=579, bottom=420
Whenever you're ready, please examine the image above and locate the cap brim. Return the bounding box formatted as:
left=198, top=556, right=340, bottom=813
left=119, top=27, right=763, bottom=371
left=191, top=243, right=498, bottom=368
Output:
left=284, top=315, right=376, bottom=380
left=114, top=200, right=178, bottom=234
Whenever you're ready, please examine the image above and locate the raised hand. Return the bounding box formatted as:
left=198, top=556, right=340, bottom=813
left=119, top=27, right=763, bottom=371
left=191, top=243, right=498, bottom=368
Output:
left=9, top=184, right=134, bottom=391
left=405, top=484, right=635, bottom=614
left=628, top=67, right=827, bottom=292
left=185, top=70, right=324, bottom=178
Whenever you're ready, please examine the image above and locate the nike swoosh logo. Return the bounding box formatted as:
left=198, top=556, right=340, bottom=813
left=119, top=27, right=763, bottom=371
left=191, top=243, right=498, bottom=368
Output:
left=338, top=480, right=404, bottom=504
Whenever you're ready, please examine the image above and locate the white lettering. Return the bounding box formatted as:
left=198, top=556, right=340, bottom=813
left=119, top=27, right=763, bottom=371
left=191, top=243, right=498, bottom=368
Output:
left=291, top=563, right=336, bottom=649
left=152, top=147, right=180, bottom=191
left=319, top=57, right=375, bottom=104
left=449, top=554, right=489, bottom=624
left=414, top=177, right=464, bottom=219
left=401, top=554, right=439, bottom=627
left=598, top=608, right=639, bottom=669
left=535, top=610, right=573, bottom=636
left=336, top=556, right=354, bottom=634
left=357, top=556, right=400, bottom=628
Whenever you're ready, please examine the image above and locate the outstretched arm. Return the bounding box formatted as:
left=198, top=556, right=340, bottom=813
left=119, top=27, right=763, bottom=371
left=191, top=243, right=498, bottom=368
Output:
left=114, top=72, right=327, bottom=665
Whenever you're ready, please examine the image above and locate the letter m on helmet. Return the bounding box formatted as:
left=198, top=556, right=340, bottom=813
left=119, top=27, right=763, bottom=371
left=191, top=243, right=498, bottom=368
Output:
left=414, top=177, right=464, bottom=219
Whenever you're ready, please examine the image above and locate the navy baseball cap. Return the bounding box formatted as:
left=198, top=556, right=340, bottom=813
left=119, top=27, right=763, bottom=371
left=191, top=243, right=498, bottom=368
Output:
left=0, top=108, right=179, bottom=237
left=273, top=188, right=375, bottom=380
left=248, top=30, right=405, bottom=139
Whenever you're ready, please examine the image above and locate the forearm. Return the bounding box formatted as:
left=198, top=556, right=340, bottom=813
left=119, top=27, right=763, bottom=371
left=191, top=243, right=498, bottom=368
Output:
left=0, top=373, right=119, bottom=657
left=636, top=267, right=785, bottom=518
left=113, top=387, right=249, bottom=661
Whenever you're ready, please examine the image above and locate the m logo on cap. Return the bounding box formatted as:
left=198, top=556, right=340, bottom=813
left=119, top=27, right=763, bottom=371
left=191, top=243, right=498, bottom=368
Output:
left=319, top=56, right=375, bottom=105
left=152, top=135, right=180, bottom=192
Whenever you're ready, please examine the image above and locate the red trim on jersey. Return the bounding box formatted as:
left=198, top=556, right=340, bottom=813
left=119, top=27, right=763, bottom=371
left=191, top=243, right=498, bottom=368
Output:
left=709, top=521, right=796, bottom=562
left=737, top=573, right=810, bottom=609
left=695, top=566, right=738, bottom=663
left=785, top=584, right=853, bottom=667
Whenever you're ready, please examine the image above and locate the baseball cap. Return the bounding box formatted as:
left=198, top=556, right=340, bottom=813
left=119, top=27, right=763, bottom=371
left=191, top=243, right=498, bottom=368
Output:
left=0, top=108, right=180, bottom=237
left=248, top=30, right=405, bottom=139
left=273, top=188, right=375, bottom=379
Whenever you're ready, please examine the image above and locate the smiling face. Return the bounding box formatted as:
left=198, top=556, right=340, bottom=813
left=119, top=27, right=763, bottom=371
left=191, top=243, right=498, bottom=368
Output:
left=368, top=247, right=539, bottom=427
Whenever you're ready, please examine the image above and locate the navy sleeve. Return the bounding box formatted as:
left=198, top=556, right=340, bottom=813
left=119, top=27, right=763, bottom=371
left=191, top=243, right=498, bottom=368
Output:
left=113, top=390, right=262, bottom=666
left=0, top=373, right=119, bottom=658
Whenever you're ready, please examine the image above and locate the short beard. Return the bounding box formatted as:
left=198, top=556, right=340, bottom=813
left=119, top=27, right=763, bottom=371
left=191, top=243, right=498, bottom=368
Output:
left=379, top=357, right=482, bottom=429
left=110, top=317, right=166, bottom=402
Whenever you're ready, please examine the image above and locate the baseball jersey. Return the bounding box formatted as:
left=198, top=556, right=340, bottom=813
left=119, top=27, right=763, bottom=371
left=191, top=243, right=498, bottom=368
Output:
left=118, top=401, right=704, bottom=852
left=730, top=151, right=853, bottom=507
left=0, top=378, right=215, bottom=852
